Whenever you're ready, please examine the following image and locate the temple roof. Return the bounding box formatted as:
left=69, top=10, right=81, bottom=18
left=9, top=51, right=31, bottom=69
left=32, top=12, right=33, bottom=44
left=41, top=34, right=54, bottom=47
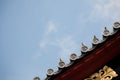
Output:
left=34, top=22, right=120, bottom=80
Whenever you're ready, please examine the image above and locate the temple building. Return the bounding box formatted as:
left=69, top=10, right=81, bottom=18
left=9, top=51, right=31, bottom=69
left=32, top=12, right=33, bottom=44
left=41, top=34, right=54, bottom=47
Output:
left=34, top=22, right=120, bottom=80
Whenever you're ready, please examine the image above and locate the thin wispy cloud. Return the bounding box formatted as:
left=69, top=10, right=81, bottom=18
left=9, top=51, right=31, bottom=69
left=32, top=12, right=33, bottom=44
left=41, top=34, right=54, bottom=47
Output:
left=77, top=0, right=120, bottom=36
left=39, top=21, right=57, bottom=48
left=56, top=36, right=79, bottom=61
left=39, top=21, right=79, bottom=62
left=39, top=40, right=48, bottom=48
left=78, top=0, right=120, bottom=25
left=92, top=0, right=120, bottom=21
left=45, top=21, right=57, bottom=35
left=32, top=52, right=42, bottom=60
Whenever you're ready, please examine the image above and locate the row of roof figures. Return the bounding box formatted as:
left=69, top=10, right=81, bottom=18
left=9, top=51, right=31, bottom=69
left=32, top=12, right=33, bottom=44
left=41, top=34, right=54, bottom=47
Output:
left=33, top=22, right=120, bottom=80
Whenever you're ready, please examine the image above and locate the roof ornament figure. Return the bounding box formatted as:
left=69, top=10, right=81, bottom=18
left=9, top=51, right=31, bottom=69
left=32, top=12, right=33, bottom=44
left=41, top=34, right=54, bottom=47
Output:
left=70, top=53, right=78, bottom=61
left=33, top=77, right=40, bottom=80
left=81, top=43, right=89, bottom=53
left=113, top=22, right=120, bottom=29
left=92, top=35, right=100, bottom=45
left=46, top=68, right=54, bottom=76
left=58, top=59, right=65, bottom=68
left=103, top=27, right=110, bottom=37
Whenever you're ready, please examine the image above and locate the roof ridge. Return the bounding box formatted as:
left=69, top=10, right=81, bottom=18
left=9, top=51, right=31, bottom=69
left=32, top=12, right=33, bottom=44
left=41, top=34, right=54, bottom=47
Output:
left=33, top=22, right=120, bottom=80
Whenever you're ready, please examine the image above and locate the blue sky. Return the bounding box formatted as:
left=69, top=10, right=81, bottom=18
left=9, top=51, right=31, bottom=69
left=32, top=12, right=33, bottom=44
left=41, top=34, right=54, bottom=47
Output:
left=0, top=0, right=120, bottom=80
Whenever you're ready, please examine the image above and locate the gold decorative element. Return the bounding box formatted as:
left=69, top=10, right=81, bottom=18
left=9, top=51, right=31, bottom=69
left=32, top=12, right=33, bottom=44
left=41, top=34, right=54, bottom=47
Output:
left=84, top=65, right=118, bottom=80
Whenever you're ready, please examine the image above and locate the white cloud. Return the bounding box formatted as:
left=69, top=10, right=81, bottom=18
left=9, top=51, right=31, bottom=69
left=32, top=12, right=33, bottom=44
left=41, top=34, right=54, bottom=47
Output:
left=39, top=21, right=57, bottom=48
left=39, top=40, right=48, bottom=48
left=39, top=21, right=79, bottom=62
left=56, top=36, right=80, bottom=61
left=39, top=34, right=79, bottom=62
left=92, top=0, right=120, bottom=21
left=45, top=21, right=57, bottom=35
left=32, top=52, right=42, bottom=60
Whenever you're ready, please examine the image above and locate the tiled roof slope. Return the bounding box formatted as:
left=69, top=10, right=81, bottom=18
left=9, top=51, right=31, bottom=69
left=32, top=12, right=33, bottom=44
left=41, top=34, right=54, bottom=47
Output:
left=33, top=22, right=120, bottom=80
